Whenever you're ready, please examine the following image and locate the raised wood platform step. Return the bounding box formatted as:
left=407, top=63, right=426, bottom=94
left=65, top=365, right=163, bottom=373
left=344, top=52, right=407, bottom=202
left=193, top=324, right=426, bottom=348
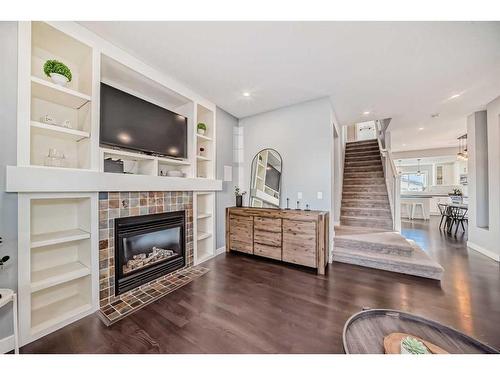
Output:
left=345, top=160, right=383, bottom=167
left=345, top=147, right=380, bottom=155
left=334, top=225, right=413, bottom=257
left=333, top=241, right=444, bottom=280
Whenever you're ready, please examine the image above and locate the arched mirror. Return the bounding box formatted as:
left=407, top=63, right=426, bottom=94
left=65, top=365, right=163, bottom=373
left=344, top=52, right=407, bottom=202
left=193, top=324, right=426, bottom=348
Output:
left=249, top=149, right=283, bottom=208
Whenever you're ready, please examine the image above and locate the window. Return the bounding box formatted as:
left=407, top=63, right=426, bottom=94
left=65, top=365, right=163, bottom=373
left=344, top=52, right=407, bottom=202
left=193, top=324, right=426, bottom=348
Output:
left=401, top=172, right=428, bottom=192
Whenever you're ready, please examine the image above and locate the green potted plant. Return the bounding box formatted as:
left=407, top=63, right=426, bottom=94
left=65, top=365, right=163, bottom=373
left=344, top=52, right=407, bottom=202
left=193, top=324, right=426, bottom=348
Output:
left=197, top=122, right=207, bottom=135
left=448, top=188, right=463, bottom=204
left=43, top=59, right=72, bottom=87
left=234, top=186, right=247, bottom=207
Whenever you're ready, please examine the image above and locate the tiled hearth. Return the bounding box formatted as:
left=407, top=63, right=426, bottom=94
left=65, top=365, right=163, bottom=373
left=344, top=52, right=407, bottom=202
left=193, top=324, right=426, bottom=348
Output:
left=98, top=191, right=208, bottom=325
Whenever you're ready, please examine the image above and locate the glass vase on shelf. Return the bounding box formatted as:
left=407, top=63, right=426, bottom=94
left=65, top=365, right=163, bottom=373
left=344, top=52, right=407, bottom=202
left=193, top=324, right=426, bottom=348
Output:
left=44, top=148, right=67, bottom=168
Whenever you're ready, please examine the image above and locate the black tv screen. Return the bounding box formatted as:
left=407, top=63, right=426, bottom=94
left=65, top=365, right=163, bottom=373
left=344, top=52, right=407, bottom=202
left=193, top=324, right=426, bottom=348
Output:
left=265, top=164, right=281, bottom=192
left=100, top=83, right=187, bottom=158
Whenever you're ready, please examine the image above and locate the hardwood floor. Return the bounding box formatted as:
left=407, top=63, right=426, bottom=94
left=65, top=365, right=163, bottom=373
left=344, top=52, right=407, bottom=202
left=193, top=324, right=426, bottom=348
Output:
left=22, top=217, right=500, bottom=353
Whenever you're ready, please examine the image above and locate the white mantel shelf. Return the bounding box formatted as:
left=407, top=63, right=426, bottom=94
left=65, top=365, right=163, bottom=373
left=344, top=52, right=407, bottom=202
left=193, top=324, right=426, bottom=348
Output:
left=6, top=166, right=222, bottom=193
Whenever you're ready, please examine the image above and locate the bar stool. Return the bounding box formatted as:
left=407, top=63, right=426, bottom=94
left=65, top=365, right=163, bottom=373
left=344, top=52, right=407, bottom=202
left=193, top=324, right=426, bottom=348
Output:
left=411, top=202, right=428, bottom=220
left=0, top=288, right=19, bottom=354
left=400, top=201, right=413, bottom=220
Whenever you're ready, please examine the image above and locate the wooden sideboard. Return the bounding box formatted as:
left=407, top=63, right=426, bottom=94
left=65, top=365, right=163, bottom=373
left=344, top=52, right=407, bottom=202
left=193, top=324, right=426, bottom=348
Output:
left=225, top=207, right=329, bottom=274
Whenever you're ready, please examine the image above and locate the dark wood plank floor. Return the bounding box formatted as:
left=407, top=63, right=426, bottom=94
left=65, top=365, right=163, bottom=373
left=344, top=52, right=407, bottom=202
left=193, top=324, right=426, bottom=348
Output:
left=22, top=217, right=500, bottom=353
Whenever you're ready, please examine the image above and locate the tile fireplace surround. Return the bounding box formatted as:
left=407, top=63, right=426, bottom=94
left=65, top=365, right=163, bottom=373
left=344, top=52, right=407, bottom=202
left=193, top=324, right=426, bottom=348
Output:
left=98, top=191, right=207, bottom=325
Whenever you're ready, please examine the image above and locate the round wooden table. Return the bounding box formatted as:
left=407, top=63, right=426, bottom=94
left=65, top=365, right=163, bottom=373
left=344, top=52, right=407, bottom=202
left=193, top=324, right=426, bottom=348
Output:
left=343, top=309, right=499, bottom=354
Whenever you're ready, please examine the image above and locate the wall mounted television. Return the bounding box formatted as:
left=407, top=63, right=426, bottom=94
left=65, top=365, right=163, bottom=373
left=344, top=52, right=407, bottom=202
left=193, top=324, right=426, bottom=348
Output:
left=100, top=83, right=188, bottom=159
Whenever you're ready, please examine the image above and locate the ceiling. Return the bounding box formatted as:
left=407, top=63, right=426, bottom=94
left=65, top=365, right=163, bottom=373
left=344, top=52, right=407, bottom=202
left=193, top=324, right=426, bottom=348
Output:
left=79, top=21, right=500, bottom=151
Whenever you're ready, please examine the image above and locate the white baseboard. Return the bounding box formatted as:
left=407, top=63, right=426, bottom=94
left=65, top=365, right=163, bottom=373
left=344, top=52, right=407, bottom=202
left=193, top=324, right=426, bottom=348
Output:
left=216, top=246, right=226, bottom=255
left=0, top=335, right=14, bottom=354
left=467, top=241, right=500, bottom=262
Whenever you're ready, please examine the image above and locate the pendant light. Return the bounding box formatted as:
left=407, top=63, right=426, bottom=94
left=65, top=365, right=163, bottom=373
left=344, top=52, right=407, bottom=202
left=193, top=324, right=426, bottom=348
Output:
left=457, top=134, right=468, bottom=161
left=417, top=158, right=421, bottom=176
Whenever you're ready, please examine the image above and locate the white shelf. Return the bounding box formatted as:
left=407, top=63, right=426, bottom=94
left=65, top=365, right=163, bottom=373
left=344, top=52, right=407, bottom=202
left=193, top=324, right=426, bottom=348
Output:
left=31, top=262, right=90, bottom=292
left=31, top=228, right=90, bottom=248
left=31, top=294, right=92, bottom=334
left=196, top=133, right=213, bottom=141
left=196, top=155, right=211, bottom=161
left=197, top=232, right=212, bottom=241
left=157, top=155, right=191, bottom=166
left=31, top=76, right=91, bottom=109
left=197, top=213, right=212, bottom=220
left=30, top=121, right=90, bottom=141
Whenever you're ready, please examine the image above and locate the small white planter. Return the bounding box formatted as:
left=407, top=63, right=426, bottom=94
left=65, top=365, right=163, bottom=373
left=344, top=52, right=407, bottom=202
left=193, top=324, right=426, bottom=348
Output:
left=49, top=73, right=69, bottom=87
left=197, top=128, right=206, bottom=135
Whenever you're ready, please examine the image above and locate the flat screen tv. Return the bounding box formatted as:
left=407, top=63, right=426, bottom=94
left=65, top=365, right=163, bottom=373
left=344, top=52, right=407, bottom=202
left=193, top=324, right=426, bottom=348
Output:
left=100, top=83, right=187, bottom=159
left=265, top=164, right=281, bottom=192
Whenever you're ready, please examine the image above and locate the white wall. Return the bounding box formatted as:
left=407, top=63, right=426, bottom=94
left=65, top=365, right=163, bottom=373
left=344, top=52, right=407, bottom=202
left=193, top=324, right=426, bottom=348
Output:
left=215, top=108, right=238, bottom=249
left=467, top=98, right=500, bottom=262
left=0, top=22, right=18, bottom=349
left=239, top=98, right=334, bottom=212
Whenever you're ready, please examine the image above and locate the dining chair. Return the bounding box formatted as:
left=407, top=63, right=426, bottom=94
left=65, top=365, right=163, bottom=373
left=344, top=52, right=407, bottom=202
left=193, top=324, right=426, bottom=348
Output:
left=437, top=203, right=450, bottom=230
left=453, top=206, right=469, bottom=236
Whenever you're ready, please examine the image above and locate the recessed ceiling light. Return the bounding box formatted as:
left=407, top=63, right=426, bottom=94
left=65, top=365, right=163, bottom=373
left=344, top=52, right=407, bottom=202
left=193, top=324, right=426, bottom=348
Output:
left=449, top=94, right=461, bottom=100
left=242, top=92, right=251, bottom=97
left=431, top=113, right=440, bottom=118
left=402, top=143, right=407, bottom=146
left=362, top=111, right=370, bottom=115
left=418, top=127, right=424, bottom=131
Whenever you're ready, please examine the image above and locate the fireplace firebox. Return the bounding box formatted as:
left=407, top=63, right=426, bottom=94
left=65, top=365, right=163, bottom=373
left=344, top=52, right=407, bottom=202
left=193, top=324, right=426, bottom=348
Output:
left=114, top=211, right=186, bottom=295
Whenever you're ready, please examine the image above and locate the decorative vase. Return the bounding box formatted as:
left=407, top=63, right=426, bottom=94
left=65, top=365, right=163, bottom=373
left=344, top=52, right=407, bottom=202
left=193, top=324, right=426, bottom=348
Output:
left=49, top=73, right=69, bottom=87
left=449, top=195, right=463, bottom=204
left=236, top=195, right=243, bottom=207
left=197, top=128, right=206, bottom=135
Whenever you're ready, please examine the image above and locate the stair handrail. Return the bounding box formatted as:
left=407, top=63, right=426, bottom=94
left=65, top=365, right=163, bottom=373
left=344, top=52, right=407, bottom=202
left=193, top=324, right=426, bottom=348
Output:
left=375, top=120, right=401, bottom=232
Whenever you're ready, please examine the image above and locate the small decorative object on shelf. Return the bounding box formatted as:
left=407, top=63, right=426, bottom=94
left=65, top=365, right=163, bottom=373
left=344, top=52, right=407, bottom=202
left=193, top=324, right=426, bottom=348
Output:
left=199, top=147, right=205, bottom=156
left=448, top=188, right=463, bottom=204
left=62, top=119, right=72, bottom=129
left=40, top=114, right=57, bottom=125
left=400, top=336, right=431, bottom=354
left=285, top=197, right=290, bottom=210
left=43, top=59, right=72, bottom=87
left=44, top=148, right=66, bottom=168
left=296, top=200, right=301, bottom=210
left=235, top=186, right=247, bottom=207
left=305, top=204, right=310, bottom=211
left=197, top=122, right=207, bottom=135
left=0, top=255, right=10, bottom=270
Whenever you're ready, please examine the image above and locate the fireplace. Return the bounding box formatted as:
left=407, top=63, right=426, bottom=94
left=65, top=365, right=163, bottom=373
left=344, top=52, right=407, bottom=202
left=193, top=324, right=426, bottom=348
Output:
left=114, top=211, right=186, bottom=295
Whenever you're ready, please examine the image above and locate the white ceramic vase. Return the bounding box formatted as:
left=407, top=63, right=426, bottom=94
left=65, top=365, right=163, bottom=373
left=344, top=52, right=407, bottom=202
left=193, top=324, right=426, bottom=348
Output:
left=49, top=73, right=69, bottom=87
left=197, top=128, right=206, bottom=135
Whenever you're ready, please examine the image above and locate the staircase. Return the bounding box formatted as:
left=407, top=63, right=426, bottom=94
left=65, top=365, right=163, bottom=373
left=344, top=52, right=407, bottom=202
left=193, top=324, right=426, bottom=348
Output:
left=341, top=139, right=392, bottom=230
left=333, top=139, right=443, bottom=280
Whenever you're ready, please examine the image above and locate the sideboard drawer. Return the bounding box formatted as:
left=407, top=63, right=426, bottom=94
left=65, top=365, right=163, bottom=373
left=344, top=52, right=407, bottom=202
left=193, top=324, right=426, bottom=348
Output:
left=254, top=229, right=281, bottom=247
left=229, top=214, right=253, bottom=253
left=282, top=219, right=317, bottom=268
left=229, top=238, right=253, bottom=254
left=254, top=243, right=281, bottom=260
left=254, top=217, right=281, bottom=233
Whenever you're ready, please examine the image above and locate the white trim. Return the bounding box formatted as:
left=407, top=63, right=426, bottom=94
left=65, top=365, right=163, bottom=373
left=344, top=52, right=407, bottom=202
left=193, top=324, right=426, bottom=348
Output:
left=216, top=246, right=226, bottom=255
left=0, top=335, right=15, bottom=354
left=467, top=241, right=500, bottom=262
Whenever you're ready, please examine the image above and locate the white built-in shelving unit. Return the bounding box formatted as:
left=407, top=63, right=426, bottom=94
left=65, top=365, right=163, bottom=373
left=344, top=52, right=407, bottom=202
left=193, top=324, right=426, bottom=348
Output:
left=18, top=193, right=98, bottom=344
left=193, top=104, right=217, bottom=264
left=14, top=21, right=220, bottom=347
